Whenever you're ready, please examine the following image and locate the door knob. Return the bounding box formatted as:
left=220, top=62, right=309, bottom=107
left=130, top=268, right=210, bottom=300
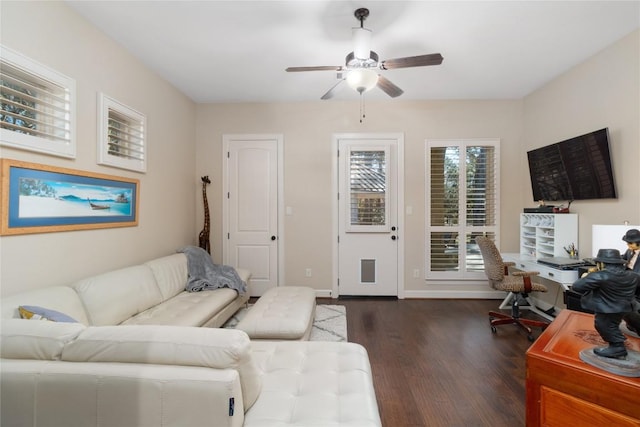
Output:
left=271, top=236, right=277, bottom=241
left=391, top=235, right=397, bottom=240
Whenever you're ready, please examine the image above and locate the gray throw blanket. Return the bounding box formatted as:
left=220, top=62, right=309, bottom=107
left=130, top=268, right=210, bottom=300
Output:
left=178, top=246, right=246, bottom=295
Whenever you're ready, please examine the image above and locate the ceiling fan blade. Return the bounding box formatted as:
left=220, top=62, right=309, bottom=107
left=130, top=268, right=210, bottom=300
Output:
left=321, top=79, right=345, bottom=100
left=380, top=53, right=443, bottom=70
left=286, top=66, right=343, bottom=72
left=377, top=75, right=403, bottom=98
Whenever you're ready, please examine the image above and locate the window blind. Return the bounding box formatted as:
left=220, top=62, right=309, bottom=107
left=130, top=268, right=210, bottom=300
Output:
left=0, top=46, right=75, bottom=158
left=98, top=93, right=146, bottom=172
left=107, top=109, right=144, bottom=161
left=426, top=140, right=500, bottom=279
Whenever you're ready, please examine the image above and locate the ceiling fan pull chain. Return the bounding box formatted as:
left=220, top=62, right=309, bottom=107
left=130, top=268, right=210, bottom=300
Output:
left=359, top=93, right=365, bottom=123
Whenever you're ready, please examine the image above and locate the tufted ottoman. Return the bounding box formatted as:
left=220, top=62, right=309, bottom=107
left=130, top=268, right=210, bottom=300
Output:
left=245, top=340, right=382, bottom=426
left=235, top=286, right=316, bottom=340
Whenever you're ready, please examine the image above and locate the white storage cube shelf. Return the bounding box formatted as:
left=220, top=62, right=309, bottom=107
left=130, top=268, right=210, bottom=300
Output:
left=520, top=213, right=578, bottom=259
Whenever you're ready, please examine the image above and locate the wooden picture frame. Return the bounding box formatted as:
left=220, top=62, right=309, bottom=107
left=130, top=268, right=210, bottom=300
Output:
left=1, top=159, right=139, bottom=235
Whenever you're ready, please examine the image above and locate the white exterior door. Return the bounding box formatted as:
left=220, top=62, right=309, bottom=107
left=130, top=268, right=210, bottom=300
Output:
left=335, top=134, right=403, bottom=296
left=223, top=134, right=282, bottom=296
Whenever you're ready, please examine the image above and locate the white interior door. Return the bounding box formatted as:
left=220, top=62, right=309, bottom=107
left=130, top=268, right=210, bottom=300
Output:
left=336, top=134, right=402, bottom=296
left=224, top=134, right=282, bottom=296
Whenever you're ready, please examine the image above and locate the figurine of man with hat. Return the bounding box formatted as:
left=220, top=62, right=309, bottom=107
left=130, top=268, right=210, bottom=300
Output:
left=622, top=229, right=640, bottom=335
left=622, top=228, right=640, bottom=273
left=571, top=248, right=639, bottom=359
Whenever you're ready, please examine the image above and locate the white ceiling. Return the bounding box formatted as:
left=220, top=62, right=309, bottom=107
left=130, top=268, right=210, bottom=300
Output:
left=66, top=1, right=640, bottom=104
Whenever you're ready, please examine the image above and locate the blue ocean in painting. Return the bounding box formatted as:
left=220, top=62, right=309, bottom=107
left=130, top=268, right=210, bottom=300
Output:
left=59, top=195, right=132, bottom=215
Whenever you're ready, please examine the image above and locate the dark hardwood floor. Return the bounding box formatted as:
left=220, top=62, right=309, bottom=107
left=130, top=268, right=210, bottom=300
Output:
left=319, top=298, right=548, bottom=427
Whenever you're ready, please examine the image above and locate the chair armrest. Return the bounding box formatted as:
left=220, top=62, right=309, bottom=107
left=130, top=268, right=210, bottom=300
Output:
left=503, top=261, right=516, bottom=267
left=511, top=270, right=540, bottom=277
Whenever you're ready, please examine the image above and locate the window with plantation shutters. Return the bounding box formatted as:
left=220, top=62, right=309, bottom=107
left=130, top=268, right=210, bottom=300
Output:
left=98, top=93, right=146, bottom=173
left=426, top=139, right=500, bottom=280
left=0, top=45, right=76, bottom=158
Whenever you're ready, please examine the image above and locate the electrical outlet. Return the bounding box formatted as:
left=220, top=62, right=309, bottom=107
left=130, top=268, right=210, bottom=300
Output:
left=305, top=268, right=312, bottom=277
left=413, top=269, right=420, bottom=278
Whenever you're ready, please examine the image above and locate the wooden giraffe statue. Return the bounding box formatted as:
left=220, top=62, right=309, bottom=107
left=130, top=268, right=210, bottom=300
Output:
left=198, top=175, right=211, bottom=254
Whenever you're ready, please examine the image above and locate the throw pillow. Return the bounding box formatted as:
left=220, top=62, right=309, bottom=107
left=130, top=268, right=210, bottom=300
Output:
left=19, top=305, right=78, bottom=323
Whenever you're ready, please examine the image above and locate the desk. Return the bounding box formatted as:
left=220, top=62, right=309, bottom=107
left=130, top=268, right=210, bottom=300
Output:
left=526, top=310, right=640, bottom=426
left=502, top=253, right=579, bottom=291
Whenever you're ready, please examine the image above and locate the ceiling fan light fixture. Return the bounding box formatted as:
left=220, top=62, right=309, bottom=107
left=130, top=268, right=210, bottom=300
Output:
left=346, top=69, right=378, bottom=93
left=352, top=27, right=372, bottom=60
left=285, top=6, right=442, bottom=103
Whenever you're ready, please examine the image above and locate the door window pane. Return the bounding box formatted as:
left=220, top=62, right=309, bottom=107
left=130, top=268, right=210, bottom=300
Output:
left=349, top=149, right=387, bottom=228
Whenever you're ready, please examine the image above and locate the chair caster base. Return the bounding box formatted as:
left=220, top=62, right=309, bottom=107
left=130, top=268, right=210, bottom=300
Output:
left=488, top=309, right=548, bottom=341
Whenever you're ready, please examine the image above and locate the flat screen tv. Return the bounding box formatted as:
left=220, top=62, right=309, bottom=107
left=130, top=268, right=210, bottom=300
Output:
left=527, top=128, right=616, bottom=202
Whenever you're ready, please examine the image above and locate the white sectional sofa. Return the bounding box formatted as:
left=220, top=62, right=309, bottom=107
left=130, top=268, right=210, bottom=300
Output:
left=1, top=252, right=250, bottom=328
left=0, top=252, right=382, bottom=426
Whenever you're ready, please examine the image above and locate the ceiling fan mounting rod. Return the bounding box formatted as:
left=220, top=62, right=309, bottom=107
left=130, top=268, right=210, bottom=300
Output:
left=354, top=8, right=369, bottom=28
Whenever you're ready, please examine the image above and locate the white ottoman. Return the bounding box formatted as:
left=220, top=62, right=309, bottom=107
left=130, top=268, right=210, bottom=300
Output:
left=235, top=286, right=316, bottom=340
left=245, top=340, right=382, bottom=426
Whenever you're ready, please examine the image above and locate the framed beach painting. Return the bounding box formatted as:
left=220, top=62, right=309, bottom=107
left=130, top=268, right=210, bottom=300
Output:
left=1, top=159, right=139, bottom=235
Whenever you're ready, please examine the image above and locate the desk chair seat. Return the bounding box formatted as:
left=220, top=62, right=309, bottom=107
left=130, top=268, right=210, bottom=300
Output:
left=475, top=236, right=549, bottom=342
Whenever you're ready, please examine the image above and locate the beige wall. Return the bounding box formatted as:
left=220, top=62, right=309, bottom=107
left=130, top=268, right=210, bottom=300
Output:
left=196, top=100, right=524, bottom=296
left=0, top=2, right=197, bottom=297
left=522, top=29, right=640, bottom=257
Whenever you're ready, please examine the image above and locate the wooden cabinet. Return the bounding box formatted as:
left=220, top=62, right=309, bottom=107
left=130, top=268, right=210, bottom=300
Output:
left=526, top=310, right=640, bottom=426
left=520, top=213, right=578, bottom=258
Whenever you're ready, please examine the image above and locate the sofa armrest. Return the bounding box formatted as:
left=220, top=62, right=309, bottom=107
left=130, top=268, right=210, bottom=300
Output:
left=1, top=319, right=86, bottom=360
left=61, top=325, right=262, bottom=410
left=1, top=359, right=244, bottom=427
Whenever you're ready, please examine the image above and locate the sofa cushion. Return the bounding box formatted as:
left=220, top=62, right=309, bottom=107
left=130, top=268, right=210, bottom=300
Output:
left=1, top=286, right=89, bottom=325
left=72, top=265, right=163, bottom=326
left=61, top=325, right=262, bottom=410
left=144, top=253, right=189, bottom=301
left=122, top=288, right=239, bottom=326
left=245, top=341, right=381, bottom=426
left=1, top=319, right=86, bottom=360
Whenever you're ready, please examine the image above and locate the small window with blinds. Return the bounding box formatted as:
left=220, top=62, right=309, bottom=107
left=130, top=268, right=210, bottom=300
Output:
left=426, top=139, right=500, bottom=280
left=0, top=45, right=76, bottom=158
left=347, top=148, right=389, bottom=232
left=97, top=93, right=146, bottom=173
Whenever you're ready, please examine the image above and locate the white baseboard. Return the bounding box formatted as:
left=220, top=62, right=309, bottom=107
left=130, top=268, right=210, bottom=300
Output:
left=403, top=290, right=506, bottom=299
left=317, top=289, right=507, bottom=299
left=315, top=289, right=332, bottom=298
left=309, top=288, right=555, bottom=306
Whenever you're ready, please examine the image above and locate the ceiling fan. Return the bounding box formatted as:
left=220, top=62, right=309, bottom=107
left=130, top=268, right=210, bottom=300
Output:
left=286, top=7, right=444, bottom=100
